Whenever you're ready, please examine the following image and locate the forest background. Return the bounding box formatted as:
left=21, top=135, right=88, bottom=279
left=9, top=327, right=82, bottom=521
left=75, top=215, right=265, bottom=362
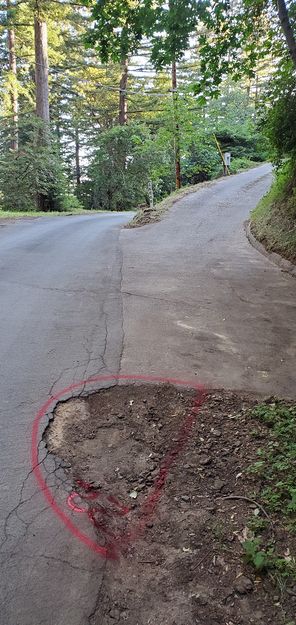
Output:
left=0, top=0, right=295, bottom=260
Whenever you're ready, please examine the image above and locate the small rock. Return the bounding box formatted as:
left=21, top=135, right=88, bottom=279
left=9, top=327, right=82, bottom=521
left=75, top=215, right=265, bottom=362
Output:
left=181, top=495, right=190, bottom=502
left=212, top=428, right=222, bottom=437
left=146, top=521, right=154, bottom=528
left=253, top=610, right=264, bottom=624
left=199, top=455, right=211, bottom=466
left=109, top=608, right=120, bottom=620
left=234, top=575, right=253, bottom=595
left=191, top=585, right=211, bottom=606
left=212, top=478, right=226, bottom=491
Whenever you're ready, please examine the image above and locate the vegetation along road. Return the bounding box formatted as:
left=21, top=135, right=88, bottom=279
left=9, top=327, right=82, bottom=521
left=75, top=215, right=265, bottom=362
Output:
left=0, top=165, right=295, bottom=625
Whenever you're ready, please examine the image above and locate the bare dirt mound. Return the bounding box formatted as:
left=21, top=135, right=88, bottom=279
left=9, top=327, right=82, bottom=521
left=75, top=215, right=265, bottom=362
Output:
left=44, top=384, right=296, bottom=625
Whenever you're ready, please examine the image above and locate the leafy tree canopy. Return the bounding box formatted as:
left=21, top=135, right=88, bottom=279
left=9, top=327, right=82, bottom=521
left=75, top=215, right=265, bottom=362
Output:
left=85, top=0, right=208, bottom=66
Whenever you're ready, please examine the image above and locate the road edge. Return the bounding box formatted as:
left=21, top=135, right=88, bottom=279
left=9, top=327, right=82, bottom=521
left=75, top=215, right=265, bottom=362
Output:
left=245, top=220, right=296, bottom=278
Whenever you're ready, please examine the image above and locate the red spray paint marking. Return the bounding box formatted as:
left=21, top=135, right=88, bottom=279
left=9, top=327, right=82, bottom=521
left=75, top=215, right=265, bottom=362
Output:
left=31, top=374, right=205, bottom=560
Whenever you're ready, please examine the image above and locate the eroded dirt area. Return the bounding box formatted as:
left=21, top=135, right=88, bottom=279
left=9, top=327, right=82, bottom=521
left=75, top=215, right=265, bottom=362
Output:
left=44, top=384, right=296, bottom=625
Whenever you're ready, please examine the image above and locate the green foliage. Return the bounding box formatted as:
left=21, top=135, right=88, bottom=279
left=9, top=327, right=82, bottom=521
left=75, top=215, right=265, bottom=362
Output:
left=243, top=538, right=271, bottom=572
left=0, top=0, right=275, bottom=212
left=196, top=0, right=282, bottom=97
left=251, top=159, right=296, bottom=262
left=243, top=537, right=296, bottom=578
left=85, top=0, right=206, bottom=67
left=262, top=67, right=296, bottom=161
left=0, top=117, right=72, bottom=212
left=61, top=193, right=84, bottom=212
left=182, top=141, right=221, bottom=184
left=85, top=0, right=154, bottom=62
left=89, top=123, right=172, bottom=210
left=230, top=157, right=260, bottom=174
left=249, top=400, right=296, bottom=525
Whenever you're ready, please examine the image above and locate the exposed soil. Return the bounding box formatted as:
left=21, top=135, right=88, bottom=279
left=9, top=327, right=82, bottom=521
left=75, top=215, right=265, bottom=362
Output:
left=45, top=384, right=296, bottom=625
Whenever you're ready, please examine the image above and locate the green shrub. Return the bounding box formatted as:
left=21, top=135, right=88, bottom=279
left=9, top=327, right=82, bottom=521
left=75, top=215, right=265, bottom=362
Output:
left=251, top=160, right=296, bottom=262
left=0, top=116, right=69, bottom=212
left=89, top=123, right=172, bottom=211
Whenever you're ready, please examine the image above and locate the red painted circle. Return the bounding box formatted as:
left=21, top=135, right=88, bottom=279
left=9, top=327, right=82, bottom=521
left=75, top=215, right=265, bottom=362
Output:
left=31, top=374, right=205, bottom=559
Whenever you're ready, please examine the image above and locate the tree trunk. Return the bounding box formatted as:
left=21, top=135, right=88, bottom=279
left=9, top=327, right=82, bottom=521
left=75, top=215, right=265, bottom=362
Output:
left=34, top=15, right=50, bottom=123
left=119, top=56, right=128, bottom=125
left=75, top=125, right=81, bottom=187
left=7, top=0, right=18, bottom=150
left=172, top=60, right=181, bottom=190
left=34, top=12, right=50, bottom=210
left=276, top=0, right=296, bottom=69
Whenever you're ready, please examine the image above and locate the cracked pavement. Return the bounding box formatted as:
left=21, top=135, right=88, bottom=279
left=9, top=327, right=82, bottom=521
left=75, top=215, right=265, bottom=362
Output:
left=0, top=213, right=131, bottom=625
left=0, top=166, right=295, bottom=624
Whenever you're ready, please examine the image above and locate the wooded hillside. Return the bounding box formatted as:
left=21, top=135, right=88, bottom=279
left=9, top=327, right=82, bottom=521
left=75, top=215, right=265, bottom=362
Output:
left=0, top=0, right=295, bottom=262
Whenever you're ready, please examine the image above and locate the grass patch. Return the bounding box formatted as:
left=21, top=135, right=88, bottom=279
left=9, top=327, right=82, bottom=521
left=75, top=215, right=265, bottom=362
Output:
left=0, top=209, right=110, bottom=220
left=249, top=401, right=296, bottom=523
left=251, top=161, right=296, bottom=263
left=243, top=400, right=296, bottom=592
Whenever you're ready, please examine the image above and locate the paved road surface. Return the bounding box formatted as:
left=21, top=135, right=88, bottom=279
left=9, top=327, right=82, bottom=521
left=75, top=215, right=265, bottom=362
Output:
left=0, top=165, right=295, bottom=624
left=0, top=213, right=131, bottom=625
left=122, top=164, right=295, bottom=396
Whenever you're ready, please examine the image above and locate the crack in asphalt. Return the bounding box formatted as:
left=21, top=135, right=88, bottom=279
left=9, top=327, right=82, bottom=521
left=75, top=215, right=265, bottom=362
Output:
left=0, top=279, right=104, bottom=297
left=0, top=225, right=126, bottom=620
left=0, top=459, right=49, bottom=555
left=121, top=289, right=214, bottom=308
left=14, top=553, right=95, bottom=573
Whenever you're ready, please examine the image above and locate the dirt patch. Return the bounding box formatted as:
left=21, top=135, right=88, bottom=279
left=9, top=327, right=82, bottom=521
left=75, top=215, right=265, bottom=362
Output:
left=45, top=384, right=296, bottom=625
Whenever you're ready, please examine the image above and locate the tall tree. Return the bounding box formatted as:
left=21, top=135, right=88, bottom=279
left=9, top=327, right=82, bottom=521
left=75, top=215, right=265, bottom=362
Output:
left=172, top=59, right=181, bottom=188
left=119, top=55, right=128, bottom=125
left=85, top=0, right=206, bottom=187
left=34, top=6, right=49, bottom=123
left=6, top=0, right=18, bottom=149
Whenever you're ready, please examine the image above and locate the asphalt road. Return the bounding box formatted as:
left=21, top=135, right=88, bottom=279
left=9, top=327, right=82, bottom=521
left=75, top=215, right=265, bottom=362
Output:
left=0, top=165, right=295, bottom=625
left=0, top=213, right=132, bottom=625
left=122, top=164, right=295, bottom=397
